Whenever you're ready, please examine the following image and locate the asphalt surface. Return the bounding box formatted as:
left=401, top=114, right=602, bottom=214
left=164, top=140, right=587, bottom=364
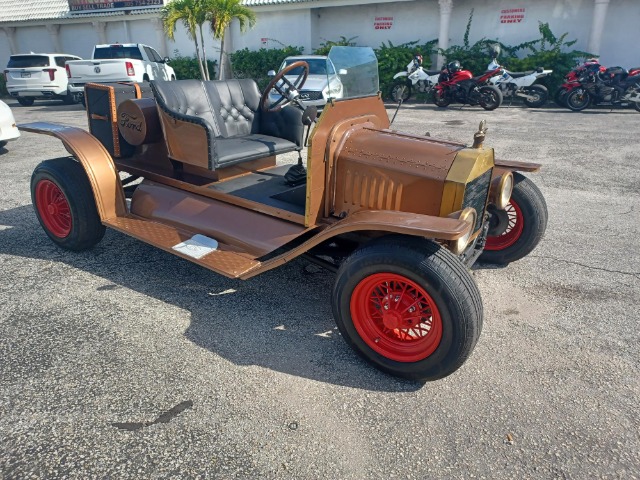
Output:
left=0, top=98, right=639, bottom=479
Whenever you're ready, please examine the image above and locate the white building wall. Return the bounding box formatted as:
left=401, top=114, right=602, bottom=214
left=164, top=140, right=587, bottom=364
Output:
left=14, top=26, right=51, bottom=55
left=0, top=30, right=12, bottom=64
left=230, top=10, right=313, bottom=53
left=59, top=23, right=97, bottom=58
left=314, top=2, right=439, bottom=51
left=599, top=0, right=640, bottom=67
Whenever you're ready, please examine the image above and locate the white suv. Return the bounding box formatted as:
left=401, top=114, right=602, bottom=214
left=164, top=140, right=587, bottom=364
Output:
left=5, top=53, right=81, bottom=106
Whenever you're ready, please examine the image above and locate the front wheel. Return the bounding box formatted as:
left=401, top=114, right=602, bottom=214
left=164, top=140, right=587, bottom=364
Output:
left=553, top=87, right=569, bottom=107
left=634, top=102, right=640, bottom=113
left=480, top=173, right=548, bottom=264
left=522, top=84, right=548, bottom=108
left=432, top=89, right=450, bottom=107
left=478, top=86, right=503, bottom=110
left=390, top=82, right=412, bottom=102
left=31, top=157, right=105, bottom=251
left=565, top=88, right=590, bottom=111
left=332, top=236, right=483, bottom=381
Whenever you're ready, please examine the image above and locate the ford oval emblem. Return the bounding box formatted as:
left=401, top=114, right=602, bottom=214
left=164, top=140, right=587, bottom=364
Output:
left=94, top=66, right=101, bottom=74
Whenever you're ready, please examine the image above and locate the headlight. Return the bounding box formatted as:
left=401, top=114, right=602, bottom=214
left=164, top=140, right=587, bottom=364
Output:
left=490, top=172, right=513, bottom=210
left=449, top=207, right=477, bottom=255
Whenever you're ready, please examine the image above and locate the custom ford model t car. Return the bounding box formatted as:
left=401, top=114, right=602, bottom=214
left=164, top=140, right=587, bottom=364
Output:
left=21, top=47, right=547, bottom=381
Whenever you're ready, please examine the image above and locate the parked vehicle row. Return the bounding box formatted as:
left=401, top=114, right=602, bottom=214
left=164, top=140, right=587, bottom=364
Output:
left=3, top=43, right=174, bottom=107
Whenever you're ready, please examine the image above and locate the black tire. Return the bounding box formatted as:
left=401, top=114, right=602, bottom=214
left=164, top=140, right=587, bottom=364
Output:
left=61, top=92, right=77, bottom=105
left=565, top=88, right=590, bottom=111
left=522, top=84, right=548, bottom=108
left=553, top=87, right=568, bottom=107
left=479, top=173, right=548, bottom=265
left=478, top=85, right=503, bottom=110
left=332, top=235, right=483, bottom=381
left=0, top=140, right=7, bottom=149
left=17, top=97, right=35, bottom=106
left=634, top=102, right=640, bottom=113
left=80, top=95, right=86, bottom=108
left=143, top=74, right=150, bottom=82
left=31, top=157, right=105, bottom=251
left=170, top=75, right=176, bottom=81
left=390, top=81, right=412, bottom=102
left=432, top=89, right=450, bottom=107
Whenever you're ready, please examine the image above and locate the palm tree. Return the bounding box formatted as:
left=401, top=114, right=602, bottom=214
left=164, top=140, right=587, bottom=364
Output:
left=162, top=0, right=210, bottom=80
left=206, top=0, right=256, bottom=79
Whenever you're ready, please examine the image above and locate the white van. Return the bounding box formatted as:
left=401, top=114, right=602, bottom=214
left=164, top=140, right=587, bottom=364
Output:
left=4, top=53, right=81, bottom=106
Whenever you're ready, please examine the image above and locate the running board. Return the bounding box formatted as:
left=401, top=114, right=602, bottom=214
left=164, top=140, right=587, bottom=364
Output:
left=104, top=215, right=261, bottom=278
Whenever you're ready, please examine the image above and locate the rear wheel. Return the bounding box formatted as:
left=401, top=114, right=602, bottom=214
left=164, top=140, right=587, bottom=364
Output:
left=0, top=141, right=7, bottom=149
left=432, top=89, right=450, bottom=107
left=390, top=82, right=412, bottom=102
left=17, top=97, right=34, bottom=106
left=31, top=157, right=105, bottom=251
left=478, top=85, right=503, bottom=110
left=635, top=102, right=640, bottom=113
left=62, top=92, right=77, bottom=105
left=566, top=88, right=590, bottom=111
left=480, top=173, right=548, bottom=264
left=332, top=236, right=483, bottom=381
left=522, top=84, right=548, bottom=108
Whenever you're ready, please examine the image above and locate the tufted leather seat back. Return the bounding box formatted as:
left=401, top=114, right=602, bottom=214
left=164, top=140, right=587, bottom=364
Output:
left=206, top=80, right=262, bottom=138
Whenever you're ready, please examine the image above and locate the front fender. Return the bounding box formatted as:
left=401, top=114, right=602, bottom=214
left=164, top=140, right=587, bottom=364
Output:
left=393, top=72, right=409, bottom=79
left=18, top=122, right=126, bottom=221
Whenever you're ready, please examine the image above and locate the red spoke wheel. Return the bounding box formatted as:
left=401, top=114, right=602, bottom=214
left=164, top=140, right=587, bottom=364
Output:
left=350, top=273, right=442, bottom=362
left=484, top=200, right=524, bottom=251
left=479, top=172, right=548, bottom=265
left=333, top=236, right=483, bottom=381
left=31, top=157, right=105, bottom=251
left=35, top=179, right=72, bottom=238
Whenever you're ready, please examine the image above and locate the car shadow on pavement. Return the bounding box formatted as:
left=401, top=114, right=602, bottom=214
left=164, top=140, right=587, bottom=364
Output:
left=0, top=205, right=423, bottom=393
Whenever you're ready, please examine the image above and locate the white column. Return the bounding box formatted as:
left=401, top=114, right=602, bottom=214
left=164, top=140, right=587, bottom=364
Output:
left=92, top=21, right=107, bottom=45
left=437, top=0, right=453, bottom=69
left=123, top=20, right=131, bottom=43
left=152, top=18, right=167, bottom=57
left=2, top=27, right=18, bottom=54
left=46, top=24, right=62, bottom=53
left=588, top=0, right=610, bottom=57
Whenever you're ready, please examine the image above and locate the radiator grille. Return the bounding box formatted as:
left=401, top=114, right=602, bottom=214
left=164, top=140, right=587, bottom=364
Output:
left=299, top=90, right=324, bottom=101
left=462, top=168, right=492, bottom=231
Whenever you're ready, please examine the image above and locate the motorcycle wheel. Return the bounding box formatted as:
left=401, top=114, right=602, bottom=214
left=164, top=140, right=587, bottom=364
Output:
left=478, top=86, right=503, bottom=111
left=634, top=102, right=640, bottom=113
left=522, top=84, right=548, bottom=108
left=565, top=89, right=590, bottom=111
left=553, top=87, right=568, bottom=107
left=390, top=82, right=412, bottom=102
left=432, top=89, right=450, bottom=108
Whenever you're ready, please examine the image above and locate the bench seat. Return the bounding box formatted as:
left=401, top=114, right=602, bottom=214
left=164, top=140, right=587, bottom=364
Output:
left=151, top=79, right=303, bottom=171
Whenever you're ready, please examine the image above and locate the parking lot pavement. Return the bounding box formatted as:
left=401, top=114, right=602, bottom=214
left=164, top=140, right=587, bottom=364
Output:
left=1, top=98, right=639, bottom=479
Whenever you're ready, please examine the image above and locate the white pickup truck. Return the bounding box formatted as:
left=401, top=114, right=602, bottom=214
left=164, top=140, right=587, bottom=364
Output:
left=66, top=43, right=176, bottom=102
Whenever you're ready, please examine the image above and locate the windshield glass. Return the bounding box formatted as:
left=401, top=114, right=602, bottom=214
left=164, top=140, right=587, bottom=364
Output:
left=94, top=46, right=143, bottom=60
left=7, top=55, right=50, bottom=68
left=327, top=46, right=379, bottom=100
left=282, top=58, right=335, bottom=76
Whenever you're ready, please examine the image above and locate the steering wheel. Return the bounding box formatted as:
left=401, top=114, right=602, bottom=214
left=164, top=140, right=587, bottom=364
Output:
left=261, top=61, right=309, bottom=113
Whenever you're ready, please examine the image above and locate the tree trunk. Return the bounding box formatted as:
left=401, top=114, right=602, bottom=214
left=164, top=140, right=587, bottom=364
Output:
left=218, top=34, right=225, bottom=80
left=198, top=24, right=210, bottom=81
left=193, top=33, right=206, bottom=80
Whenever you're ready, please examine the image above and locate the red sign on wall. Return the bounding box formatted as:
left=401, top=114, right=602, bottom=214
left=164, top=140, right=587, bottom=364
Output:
left=374, top=17, right=394, bottom=30
left=500, top=8, right=525, bottom=24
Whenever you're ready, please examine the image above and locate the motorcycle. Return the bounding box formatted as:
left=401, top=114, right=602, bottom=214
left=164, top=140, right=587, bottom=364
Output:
left=554, top=59, right=604, bottom=107
left=487, top=59, right=552, bottom=108
left=390, top=55, right=441, bottom=102
left=432, top=61, right=503, bottom=111
left=565, top=65, right=640, bottom=112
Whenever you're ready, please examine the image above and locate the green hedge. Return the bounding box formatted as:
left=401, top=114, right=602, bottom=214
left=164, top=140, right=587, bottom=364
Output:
left=169, top=52, right=217, bottom=80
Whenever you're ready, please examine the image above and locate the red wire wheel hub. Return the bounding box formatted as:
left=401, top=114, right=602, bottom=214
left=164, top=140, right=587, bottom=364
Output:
left=35, top=179, right=72, bottom=238
left=485, top=199, right=524, bottom=251
left=350, top=273, right=443, bottom=362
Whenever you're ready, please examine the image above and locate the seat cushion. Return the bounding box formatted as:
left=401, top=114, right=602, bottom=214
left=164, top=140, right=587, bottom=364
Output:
left=215, top=134, right=298, bottom=167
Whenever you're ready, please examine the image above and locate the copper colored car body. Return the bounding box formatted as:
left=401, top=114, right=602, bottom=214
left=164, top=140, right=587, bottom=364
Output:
left=22, top=48, right=547, bottom=381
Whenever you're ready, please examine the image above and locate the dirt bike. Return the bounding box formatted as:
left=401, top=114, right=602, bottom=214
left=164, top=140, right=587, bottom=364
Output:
left=432, top=61, right=503, bottom=111
left=565, top=65, right=640, bottom=112
left=390, top=55, right=441, bottom=102
left=487, top=59, right=552, bottom=107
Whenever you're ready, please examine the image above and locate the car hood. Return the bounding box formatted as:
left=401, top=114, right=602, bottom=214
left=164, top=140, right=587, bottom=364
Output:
left=284, top=74, right=333, bottom=91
